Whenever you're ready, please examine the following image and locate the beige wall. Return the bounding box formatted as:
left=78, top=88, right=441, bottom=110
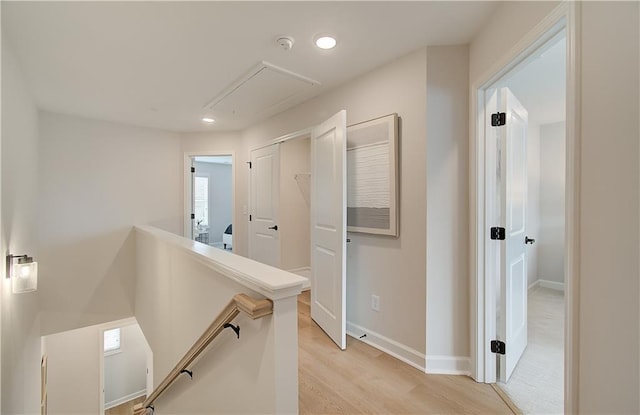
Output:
left=279, top=137, right=310, bottom=272
left=579, top=2, right=639, bottom=412
left=1, top=37, right=42, bottom=415
left=44, top=325, right=101, bottom=415
left=425, top=45, right=470, bottom=372
left=471, top=1, right=639, bottom=412
left=38, top=112, right=183, bottom=336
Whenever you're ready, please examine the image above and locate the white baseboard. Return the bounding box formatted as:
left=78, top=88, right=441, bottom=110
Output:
left=425, top=355, right=471, bottom=375
left=287, top=266, right=311, bottom=290
left=105, top=389, right=146, bottom=410
left=529, top=278, right=565, bottom=292
left=346, top=321, right=425, bottom=371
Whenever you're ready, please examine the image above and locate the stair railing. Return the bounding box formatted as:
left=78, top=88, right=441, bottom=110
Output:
left=133, top=293, right=273, bottom=414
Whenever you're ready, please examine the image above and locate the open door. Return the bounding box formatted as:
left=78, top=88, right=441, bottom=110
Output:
left=249, top=144, right=280, bottom=268
left=498, top=87, right=529, bottom=381
left=310, top=110, right=347, bottom=350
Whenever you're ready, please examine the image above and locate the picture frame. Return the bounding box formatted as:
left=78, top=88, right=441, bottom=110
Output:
left=346, top=113, right=399, bottom=236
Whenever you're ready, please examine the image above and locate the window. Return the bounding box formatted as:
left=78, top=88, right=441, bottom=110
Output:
left=104, top=328, right=121, bottom=355
left=194, top=176, right=209, bottom=227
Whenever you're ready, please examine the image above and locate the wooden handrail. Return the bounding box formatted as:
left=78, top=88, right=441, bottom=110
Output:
left=133, top=294, right=273, bottom=415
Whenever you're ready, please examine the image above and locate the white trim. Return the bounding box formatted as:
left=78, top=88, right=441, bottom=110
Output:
left=539, top=279, right=565, bottom=293
left=286, top=266, right=311, bottom=290
left=346, top=321, right=425, bottom=371
left=136, top=225, right=305, bottom=300
left=104, top=389, right=146, bottom=410
left=470, top=3, right=580, bottom=413
left=425, top=356, right=471, bottom=376
left=528, top=279, right=565, bottom=292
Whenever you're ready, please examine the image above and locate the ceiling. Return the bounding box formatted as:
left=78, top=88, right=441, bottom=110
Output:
left=2, top=1, right=498, bottom=133
left=503, top=33, right=566, bottom=126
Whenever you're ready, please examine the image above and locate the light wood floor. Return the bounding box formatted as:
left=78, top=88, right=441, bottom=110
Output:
left=104, top=395, right=145, bottom=415
left=298, top=291, right=514, bottom=414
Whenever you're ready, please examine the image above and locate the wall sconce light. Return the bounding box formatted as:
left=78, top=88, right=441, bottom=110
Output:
left=6, top=254, right=38, bottom=294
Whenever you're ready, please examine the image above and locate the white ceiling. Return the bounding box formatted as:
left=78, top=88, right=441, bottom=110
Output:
left=2, top=1, right=498, bottom=132
left=503, top=33, right=566, bottom=126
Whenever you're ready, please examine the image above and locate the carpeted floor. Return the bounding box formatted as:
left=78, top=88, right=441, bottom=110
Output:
left=499, top=285, right=564, bottom=414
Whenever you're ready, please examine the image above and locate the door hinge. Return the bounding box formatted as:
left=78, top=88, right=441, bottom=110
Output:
left=490, top=227, right=506, bottom=240
left=247, top=161, right=252, bottom=169
left=191, top=167, right=195, bottom=173
left=249, top=214, right=252, bottom=222
left=491, top=112, right=506, bottom=126
left=191, top=213, right=195, bottom=220
left=491, top=340, right=506, bottom=355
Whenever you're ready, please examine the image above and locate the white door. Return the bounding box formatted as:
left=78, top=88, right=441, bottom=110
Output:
left=310, top=110, right=347, bottom=350
left=498, top=87, right=529, bottom=381
left=249, top=144, right=280, bottom=267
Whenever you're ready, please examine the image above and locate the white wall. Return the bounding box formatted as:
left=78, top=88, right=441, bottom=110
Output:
left=538, top=121, right=565, bottom=283
left=279, top=138, right=310, bottom=272
left=193, top=161, right=232, bottom=243
left=425, top=45, right=470, bottom=373
left=526, top=123, right=541, bottom=286
left=471, top=1, right=639, bottom=412
left=1, top=36, right=42, bottom=415
left=44, top=324, right=101, bottom=415
left=104, top=324, right=147, bottom=408
left=37, top=112, right=183, bottom=336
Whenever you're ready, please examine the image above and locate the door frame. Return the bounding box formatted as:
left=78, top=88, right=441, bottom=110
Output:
left=183, top=151, right=236, bottom=248
left=247, top=127, right=312, bottom=266
left=470, top=1, right=580, bottom=412
left=98, top=317, right=152, bottom=415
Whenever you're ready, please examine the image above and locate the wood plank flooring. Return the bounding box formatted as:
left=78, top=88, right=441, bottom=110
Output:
left=298, top=291, right=514, bottom=414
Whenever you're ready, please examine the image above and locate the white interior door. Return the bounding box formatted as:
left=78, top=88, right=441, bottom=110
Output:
left=310, top=110, right=347, bottom=350
left=249, top=144, right=280, bottom=268
left=498, top=87, right=529, bottom=381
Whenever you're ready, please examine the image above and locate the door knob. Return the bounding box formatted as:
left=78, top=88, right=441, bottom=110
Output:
left=268, top=225, right=278, bottom=231
left=525, top=236, right=536, bottom=244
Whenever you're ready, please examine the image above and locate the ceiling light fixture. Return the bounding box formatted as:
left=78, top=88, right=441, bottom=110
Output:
left=201, top=117, right=215, bottom=124
left=314, top=35, right=337, bottom=50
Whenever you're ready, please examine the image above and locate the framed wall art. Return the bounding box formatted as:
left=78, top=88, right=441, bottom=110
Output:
left=346, top=113, right=399, bottom=236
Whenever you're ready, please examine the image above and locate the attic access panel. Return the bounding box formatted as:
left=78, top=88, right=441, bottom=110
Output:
left=204, top=61, right=320, bottom=119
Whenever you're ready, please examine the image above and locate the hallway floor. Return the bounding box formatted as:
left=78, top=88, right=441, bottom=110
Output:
left=297, top=292, right=514, bottom=414
left=499, top=286, right=564, bottom=414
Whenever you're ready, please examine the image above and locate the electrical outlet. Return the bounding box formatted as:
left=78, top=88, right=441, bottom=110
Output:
left=371, top=294, right=380, bottom=312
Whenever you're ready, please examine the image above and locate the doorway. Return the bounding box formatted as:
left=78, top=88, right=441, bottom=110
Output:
left=489, top=32, right=567, bottom=414
left=471, top=3, right=579, bottom=414
left=249, top=136, right=311, bottom=288
left=186, top=154, right=234, bottom=251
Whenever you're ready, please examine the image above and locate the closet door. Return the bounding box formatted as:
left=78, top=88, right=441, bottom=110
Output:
left=249, top=144, right=280, bottom=268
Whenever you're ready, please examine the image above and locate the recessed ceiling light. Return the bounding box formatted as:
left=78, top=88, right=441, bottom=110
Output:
left=315, top=35, right=337, bottom=50
left=201, top=117, right=215, bottom=124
